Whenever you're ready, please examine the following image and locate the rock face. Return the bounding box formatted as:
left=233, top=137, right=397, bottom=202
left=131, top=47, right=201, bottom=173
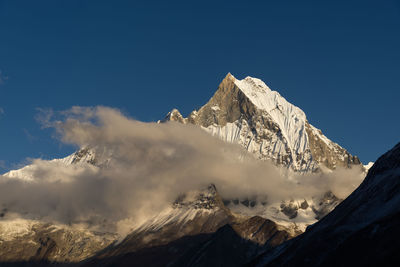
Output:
left=0, top=218, right=117, bottom=264
left=254, top=142, right=400, bottom=266
left=162, top=73, right=361, bottom=173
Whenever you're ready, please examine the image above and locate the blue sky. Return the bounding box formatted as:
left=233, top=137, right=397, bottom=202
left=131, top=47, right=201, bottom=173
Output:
left=0, top=0, right=399, bottom=171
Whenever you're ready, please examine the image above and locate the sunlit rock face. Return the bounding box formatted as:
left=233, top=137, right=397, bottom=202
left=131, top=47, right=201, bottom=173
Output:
left=0, top=217, right=117, bottom=263
left=162, top=73, right=361, bottom=173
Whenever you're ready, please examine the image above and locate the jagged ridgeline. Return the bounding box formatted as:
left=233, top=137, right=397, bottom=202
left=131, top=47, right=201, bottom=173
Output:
left=161, top=73, right=361, bottom=173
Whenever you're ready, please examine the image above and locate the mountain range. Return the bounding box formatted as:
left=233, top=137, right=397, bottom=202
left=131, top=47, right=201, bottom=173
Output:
left=0, top=74, right=395, bottom=267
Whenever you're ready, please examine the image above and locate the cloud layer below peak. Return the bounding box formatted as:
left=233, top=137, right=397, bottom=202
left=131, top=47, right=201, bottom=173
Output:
left=0, top=106, right=365, bottom=234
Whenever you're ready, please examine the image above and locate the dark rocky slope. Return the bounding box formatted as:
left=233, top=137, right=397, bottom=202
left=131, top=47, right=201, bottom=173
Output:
left=253, top=142, right=400, bottom=267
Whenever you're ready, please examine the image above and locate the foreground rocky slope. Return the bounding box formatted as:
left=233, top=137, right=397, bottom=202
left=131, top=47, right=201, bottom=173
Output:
left=162, top=73, right=361, bottom=173
left=84, top=185, right=296, bottom=267
left=253, top=142, right=400, bottom=266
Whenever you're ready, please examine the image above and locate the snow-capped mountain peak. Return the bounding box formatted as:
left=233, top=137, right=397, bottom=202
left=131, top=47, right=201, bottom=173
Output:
left=162, top=73, right=361, bottom=172
left=235, top=74, right=308, bottom=158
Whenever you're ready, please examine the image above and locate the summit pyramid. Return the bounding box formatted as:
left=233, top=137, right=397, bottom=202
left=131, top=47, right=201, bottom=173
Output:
left=162, top=73, right=361, bottom=173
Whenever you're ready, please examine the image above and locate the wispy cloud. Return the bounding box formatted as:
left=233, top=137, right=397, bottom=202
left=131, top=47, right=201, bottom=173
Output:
left=23, top=128, right=37, bottom=143
left=0, top=70, right=8, bottom=84
left=0, top=160, right=12, bottom=174
left=35, top=107, right=54, bottom=128
left=0, top=160, right=6, bottom=170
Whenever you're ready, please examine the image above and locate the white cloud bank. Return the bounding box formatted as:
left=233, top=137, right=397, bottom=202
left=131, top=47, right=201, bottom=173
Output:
left=0, top=106, right=365, bottom=233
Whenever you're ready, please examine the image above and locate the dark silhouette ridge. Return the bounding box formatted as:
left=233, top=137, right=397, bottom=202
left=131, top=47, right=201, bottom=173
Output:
left=251, top=142, right=400, bottom=267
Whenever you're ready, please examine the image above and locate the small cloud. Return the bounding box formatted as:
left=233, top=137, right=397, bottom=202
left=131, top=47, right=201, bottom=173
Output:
left=0, top=160, right=6, bottom=169
left=0, top=107, right=4, bottom=115
left=0, top=70, right=8, bottom=84
left=23, top=128, right=37, bottom=143
left=0, top=160, right=9, bottom=173
left=35, top=107, right=55, bottom=128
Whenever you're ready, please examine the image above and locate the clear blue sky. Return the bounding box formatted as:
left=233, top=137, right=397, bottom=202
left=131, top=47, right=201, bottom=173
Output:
left=0, top=0, right=399, bottom=172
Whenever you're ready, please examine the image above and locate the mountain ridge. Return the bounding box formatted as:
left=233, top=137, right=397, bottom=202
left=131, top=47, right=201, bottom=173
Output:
left=161, top=73, right=361, bottom=173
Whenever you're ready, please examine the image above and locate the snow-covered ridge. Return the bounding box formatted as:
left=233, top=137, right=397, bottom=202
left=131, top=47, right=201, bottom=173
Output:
left=234, top=75, right=308, bottom=156
left=364, top=161, right=374, bottom=171
left=2, top=148, right=99, bottom=181
left=163, top=73, right=362, bottom=172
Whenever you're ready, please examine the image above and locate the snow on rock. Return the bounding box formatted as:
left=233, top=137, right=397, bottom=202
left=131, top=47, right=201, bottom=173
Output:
left=235, top=76, right=308, bottom=156
left=364, top=161, right=374, bottom=171
left=162, top=73, right=362, bottom=173
left=0, top=217, right=35, bottom=241
left=1, top=147, right=112, bottom=181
